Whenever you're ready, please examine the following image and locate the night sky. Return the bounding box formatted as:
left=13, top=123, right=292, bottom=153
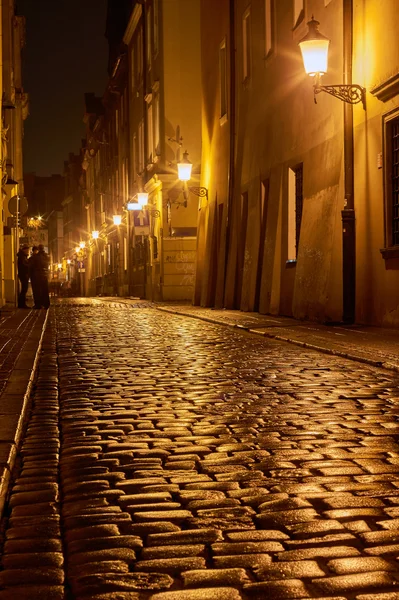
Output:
left=17, top=0, right=109, bottom=177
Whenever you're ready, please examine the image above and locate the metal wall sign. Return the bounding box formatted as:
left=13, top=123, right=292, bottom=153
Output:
left=134, top=210, right=150, bottom=236
left=8, top=195, right=28, bottom=216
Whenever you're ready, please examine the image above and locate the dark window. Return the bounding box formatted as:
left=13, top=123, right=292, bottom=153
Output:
left=294, top=163, right=303, bottom=254
left=392, top=119, right=399, bottom=245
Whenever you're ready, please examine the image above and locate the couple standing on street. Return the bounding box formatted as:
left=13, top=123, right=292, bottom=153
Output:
left=17, top=243, right=50, bottom=309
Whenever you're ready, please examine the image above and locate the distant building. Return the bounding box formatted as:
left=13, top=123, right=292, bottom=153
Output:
left=23, top=173, right=64, bottom=217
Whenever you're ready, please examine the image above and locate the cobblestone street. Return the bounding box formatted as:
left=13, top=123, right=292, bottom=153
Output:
left=4, top=298, right=399, bottom=599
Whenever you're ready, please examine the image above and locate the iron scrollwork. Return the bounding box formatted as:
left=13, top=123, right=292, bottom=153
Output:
left=314, top=84, right=366, bottom=109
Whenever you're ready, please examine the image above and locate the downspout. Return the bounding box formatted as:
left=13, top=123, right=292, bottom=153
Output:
left=341, top=0, right=356, bottom=323
left=223, top=0, right=236, bottom=307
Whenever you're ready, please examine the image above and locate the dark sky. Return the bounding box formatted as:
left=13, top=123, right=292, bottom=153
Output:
left=17, top=0, right=109, bottom=177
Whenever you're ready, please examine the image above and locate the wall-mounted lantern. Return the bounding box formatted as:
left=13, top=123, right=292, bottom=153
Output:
left=299, top=17, right=366, bottom=109
left=177, top=150, right=208, bottom=205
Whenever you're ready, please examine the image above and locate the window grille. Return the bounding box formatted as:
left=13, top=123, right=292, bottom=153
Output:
left=392, top=120, right=399, bottom=245
left=294, top=164, right=303, bottom=254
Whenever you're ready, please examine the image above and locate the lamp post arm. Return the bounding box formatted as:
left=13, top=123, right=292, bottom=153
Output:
left=188, top=186, right=208, bottom=200
left=314, top=83, right=366, bottom=109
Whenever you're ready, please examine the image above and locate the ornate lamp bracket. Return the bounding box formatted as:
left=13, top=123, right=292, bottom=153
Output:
left=182, top=183, right=209, bottom=205
left=314, top=74, right=366, bottom=109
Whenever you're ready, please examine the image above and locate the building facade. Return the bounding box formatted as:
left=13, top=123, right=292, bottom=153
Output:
left=194, top=0, right=399, bottom=327
left=76, top=0, right=202, bottom=302
left=2, top=1, right=28, bottom=305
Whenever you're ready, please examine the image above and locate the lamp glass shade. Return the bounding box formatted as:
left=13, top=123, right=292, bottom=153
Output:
left=299, top=19, right=330, bottom=75
left=113, top=215, right=122, bottom=225
left=92, top=230, right=99, bottom=239
left=177, top=151, right=193, bottom=181
left=137, top=192, right=149, bottom=206
left=127, top=202, right=142, bottom=211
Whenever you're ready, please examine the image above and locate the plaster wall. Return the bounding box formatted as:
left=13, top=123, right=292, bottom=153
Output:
left=199, top=0, right=346, bottom=321
left=353, top=0, right=399, bottom=326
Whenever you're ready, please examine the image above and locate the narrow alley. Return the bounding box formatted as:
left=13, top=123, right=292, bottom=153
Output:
left=2, top=299, right=399, bottom=599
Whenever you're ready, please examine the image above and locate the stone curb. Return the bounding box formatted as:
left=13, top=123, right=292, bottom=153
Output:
left=155, top=306, right=396, bottom=373
left=0, top=310, right=48, bottom=517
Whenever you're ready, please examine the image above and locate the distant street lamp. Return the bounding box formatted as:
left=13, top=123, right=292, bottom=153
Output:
left=92, top=230, right=99, bottom=239
left=113, top=214, right=122, bottom=226
left=177, top=150, right=208, bottom=205
left=177, top=151, right=193, bottom=181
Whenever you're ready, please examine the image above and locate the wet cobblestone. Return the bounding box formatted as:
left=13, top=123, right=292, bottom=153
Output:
left=4, top=299, right=399, bottom=598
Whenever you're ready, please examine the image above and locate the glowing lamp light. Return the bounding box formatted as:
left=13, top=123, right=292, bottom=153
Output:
left=137, top=192, right=149, bottom=206
left=92, top=230, right=99, bottom=239
left=127, top=202, right=142, bottom=211
left=57, top=263, right=62, bottom=269
left=79, top=241, right=85, bottom=249
left=67, top=259, right=71, bottom=264
left=75, top=246, right=80, bottom=253
left=299, top=18, right=329, bottom=76
left=113, top=214, right=122, bottom=226
left=177, top=151, right=193, bottom=181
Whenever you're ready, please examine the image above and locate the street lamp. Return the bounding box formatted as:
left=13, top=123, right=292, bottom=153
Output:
left=113, top=214, right=122, bottom=226
left=79, top=241, right=85, bottom=249
left=92, top=230, right=99, bottom=239
left=299, top=17, right=366, bottom=109
left=177, top=151, right=208, bottom=205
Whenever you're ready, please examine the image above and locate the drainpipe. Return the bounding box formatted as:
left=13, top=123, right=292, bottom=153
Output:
left=222, top=0, right=236, bottom=307
left=341, top=0, right=356, bottom=323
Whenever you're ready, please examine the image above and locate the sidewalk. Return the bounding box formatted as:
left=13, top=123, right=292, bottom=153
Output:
left=0, top=304, right=47, bottom=514
left=155, top=303, right=399, bottom=372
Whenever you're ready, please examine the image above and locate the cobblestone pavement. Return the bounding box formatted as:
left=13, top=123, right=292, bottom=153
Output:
left=4, top=298, right=399, bottom=599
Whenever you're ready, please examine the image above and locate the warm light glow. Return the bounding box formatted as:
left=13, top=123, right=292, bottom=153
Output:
left=178, top=151, right=193, bottom=181
left=299, top=18, right=330, bottom=76
left=137, top=192, right=149, bottom=206
left=113, top=215, right=122, bottom=225
left=75, top=246, right=80, bottom=253
left=92, top=230, right=99, bottom=239
left=67, top=259, right=71, bottom=264
left=57, top=263, right=62, bottom=269
left=79, top=241, right=85, bottom=249
left=127, top=202, right=142, bottom=211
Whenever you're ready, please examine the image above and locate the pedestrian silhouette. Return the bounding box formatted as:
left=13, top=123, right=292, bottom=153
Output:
left=29, top=244, right=50, bottom=309
left=17, top=244, right=30, bottom=308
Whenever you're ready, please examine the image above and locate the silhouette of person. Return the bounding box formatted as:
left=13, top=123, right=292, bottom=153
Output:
left=17, top=244, right=30, bottom=308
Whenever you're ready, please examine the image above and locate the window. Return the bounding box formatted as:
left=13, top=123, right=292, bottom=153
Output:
left=153, top=89, right=160, bottom=155
left=138, top=119, right=144, bottom=173
left=293, top=0, right=304, bottom=28
left=382, top=113, right=399, bottom=253
left=242, top=7, right=251, bottom=81
left=288, top=164, right=303, bottom=261
left=147, top=6, right=152, bottom=70
left=219, top=39, right=227, bottom=119
left=130, top=45, right=135, bottom=90
left=133, top=133, right=137, bottom=181
left=265, top=0, right=273, bottom=57
left=137, top=27, right=143, bottom=83
left=123, top=236, right=127, bottom=270
left=154, top=0, right=159, bottom=56
left=147, top=103, right=154, bottom=162
left=391, top=120, right=399, bottom=245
